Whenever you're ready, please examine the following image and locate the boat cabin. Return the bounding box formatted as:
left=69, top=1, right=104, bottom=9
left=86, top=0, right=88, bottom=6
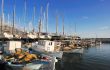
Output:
left=37, top=40, right=61, bottom=52
left=4, top=41, right=22, bottom=53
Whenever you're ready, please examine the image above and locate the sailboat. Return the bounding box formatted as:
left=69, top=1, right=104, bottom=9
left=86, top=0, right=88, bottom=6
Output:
left=31, top=3, right=63, bottom=59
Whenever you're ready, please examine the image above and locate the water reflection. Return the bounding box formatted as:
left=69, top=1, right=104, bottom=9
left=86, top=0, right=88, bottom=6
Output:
left=56, top=44, right=110, bottom=70
left=55, top=52, right=83, bottom=70
left=62, top=53, right=83, bottom=63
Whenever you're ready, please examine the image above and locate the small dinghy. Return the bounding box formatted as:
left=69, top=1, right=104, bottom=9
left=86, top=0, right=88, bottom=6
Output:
left=7, top=60, right=50, bottom=70
left=7, top=56, right=58, bottom=70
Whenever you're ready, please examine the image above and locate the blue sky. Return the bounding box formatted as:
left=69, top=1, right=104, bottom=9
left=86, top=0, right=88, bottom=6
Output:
left=0, top=0, right=110, bottom=38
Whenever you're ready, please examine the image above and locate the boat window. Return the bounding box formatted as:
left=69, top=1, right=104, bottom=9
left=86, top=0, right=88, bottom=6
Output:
left=49, top=42, right=51, bottom=45
left=49, top=42, right=52, bottom=45
left=51, top=42, right=52, bottom=45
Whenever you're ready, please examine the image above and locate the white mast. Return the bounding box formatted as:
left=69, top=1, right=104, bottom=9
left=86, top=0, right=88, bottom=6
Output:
left=8, top=14, right=10, bottom=26
left=40, top=6, right=43, bottom=32
left=7, top=14, right=10, bottom=31
left=24, top=0, right=26, bottom=32
left=62, top=15, right=64, bottom=35
left=46, top=3, right=49, bottom=33
left=1, top=0, right=4, bottom=34
left=12, top=0, right=15, bottom=35
left=56, top=15, right=58, bottom=35
left=43, top=12, right=46, bottom=32
left=32, top=5, right=36, bottom=32
left=74, top=23, right=76, bottom=36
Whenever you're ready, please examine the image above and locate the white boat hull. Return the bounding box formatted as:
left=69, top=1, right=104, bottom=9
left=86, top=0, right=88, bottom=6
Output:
left=71, top=48, right=84, bottom=54
left=8, top=59, right=56, bottom=70
left=25, top=64, right=43, bottom=70
left=31, top=45, right=63, bottom=59
left=63, top=48, right=84, bottom=54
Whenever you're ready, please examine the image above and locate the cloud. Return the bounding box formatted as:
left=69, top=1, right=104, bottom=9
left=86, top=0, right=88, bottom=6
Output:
left=82, top=16, right=88, bottom=19
left=79, top=32, right=110, bottom=38
left=99, top=0, right=105, bottom=2
left=99, top=26, right=109, bottom=30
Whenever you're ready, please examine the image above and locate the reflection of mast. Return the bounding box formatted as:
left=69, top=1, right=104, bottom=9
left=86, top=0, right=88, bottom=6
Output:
left=12, top=0, right=15, bottom=35
left=46, top=3, right=49, bottom=33
left=56, top=15, right=58, bottom=35
left=1, top=0, right=4, bottom=34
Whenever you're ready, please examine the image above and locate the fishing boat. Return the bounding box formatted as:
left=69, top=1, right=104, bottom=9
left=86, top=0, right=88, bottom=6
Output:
left=71, top=47, right=84, bottom=54
left=0, top=53, right=57, bottom=70
left=7, top=56, right=57, bottom=70
left=31, top=40, right=63, bottom=59
left=63, top=47, right=84, bottom=54
left=2, top=44, right=58, bottom=70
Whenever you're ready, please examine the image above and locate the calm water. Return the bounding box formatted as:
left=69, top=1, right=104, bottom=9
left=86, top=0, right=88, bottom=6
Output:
left=56, top=44, right=110, bottom=70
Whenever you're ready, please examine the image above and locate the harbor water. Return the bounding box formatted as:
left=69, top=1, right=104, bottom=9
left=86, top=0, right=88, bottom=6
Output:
left=56, top=44, right=110, bottom=70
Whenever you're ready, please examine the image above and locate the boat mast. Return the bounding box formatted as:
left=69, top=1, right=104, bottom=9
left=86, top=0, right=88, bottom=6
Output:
left=43, top=12, right=45, bottom=32
left=8, top=14, right=10, bottom=26
left=6, top=13, right=10, bottom=31
left=40, top=6, right=43, bottom=32
left=56, top=15, right=58, bottom=35
left=46, top=3, right=49, bottom=33
left=38, top=19, right=41, bottom=38
left=24, top=0, right=26, bottom=33
left=38, top=6, right=43, bottom=37
left=74, top=23, right=76, bottom=35
left=62, top=15, right=64, bottom=35
left=1, top=0, right=4, bottom=35
left=39, top=20, right=41, bottom=33
left=32, top=5, right=36, bottom=32
left=12, top=0, right=15, bottom=35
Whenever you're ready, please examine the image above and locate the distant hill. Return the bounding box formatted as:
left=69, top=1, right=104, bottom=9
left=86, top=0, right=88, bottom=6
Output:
left=96, top=38, right=110, bottom=43
left=84, top=38, right=110, bottom=43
